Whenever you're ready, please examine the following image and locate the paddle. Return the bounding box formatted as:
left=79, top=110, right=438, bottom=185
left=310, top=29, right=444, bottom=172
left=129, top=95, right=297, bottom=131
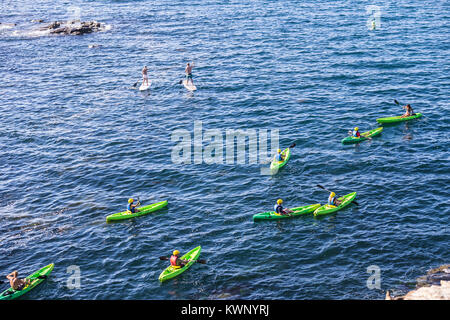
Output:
left=316, top=184, right=359, bottom=206
left=159, top=256, right=207, bottom=264
left=132, top=79, right=140, bottom=88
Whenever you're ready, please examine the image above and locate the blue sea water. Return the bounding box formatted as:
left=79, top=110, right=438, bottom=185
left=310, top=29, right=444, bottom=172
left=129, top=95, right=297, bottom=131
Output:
left=0, top=0, right=449, bottom=299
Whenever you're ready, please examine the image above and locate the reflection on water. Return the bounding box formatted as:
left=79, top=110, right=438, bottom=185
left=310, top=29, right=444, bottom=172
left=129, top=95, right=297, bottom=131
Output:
left=403, top=122, right=413, bottom=140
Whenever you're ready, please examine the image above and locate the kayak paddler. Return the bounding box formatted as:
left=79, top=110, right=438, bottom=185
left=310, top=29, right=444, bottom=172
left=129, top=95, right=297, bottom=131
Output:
left=275, top=149, right=284, bottom=162
left=170, top=250, right=189, bottom=269
left=126, top=198, right=140, bottom=214
left=327, top=192, right=342, bottom=207
left=274, top=199, right=293, bottom=216
left=352, top=127, right=361, bottom=138
left=401, top=104, right=415, bottom=117
left=185, top=62, right=195, bottom=86
left=6, top=271, right=31, bottom=291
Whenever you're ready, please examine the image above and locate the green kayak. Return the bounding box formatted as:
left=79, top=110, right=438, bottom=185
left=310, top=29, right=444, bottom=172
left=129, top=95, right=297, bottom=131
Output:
left=106, top=200, right=168, bottom=222
left=270, top=147, right=291, bottom=172
left=376, top=113, right=422, bottom=124
left=313, top=192, right=357, bottom=216
left=253, top=204, right=321, bottom=221
left=0, top=263, right=54, bottom=300
left=159, top=246, right=201, bottom=282
left=342, top=127, right=383, bottom=144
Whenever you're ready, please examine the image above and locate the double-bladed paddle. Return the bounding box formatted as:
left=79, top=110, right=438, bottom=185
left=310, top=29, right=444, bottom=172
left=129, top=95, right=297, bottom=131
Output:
left=159, top=256, right=207, bottom=264
left=316, top=184, right=359, bottom=206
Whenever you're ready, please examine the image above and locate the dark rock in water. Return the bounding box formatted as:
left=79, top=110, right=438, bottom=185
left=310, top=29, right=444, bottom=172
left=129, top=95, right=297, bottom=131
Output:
left=48, top=21, right=61, bottom=29
left=39, top=20, right=105, bottom=35
left=52, top=27, right=69, bottom=34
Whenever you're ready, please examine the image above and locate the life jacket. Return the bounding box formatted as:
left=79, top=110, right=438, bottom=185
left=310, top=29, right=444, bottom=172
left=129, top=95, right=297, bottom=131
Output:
left=275, top=153, right=283, bottom=161
left=127, top=203, right=134, bottom=213
left=328, top=196, right=336, bottom=205
left=170, top=255, right=181, bottom=269
left=352, top=130, right=360, bottom=138
left=274, top=204, right=283, bottom=214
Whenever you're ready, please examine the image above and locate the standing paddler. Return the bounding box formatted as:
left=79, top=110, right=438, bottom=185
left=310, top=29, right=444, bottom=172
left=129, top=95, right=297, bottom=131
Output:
left=185, top=62, right=195, bottom=86
left=142, top=66, right=149, bottom=86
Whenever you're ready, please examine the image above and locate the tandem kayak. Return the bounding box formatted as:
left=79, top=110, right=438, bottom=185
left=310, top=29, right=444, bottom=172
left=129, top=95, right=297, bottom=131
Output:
left=313, top=192, right=357, bottom=216
left=342, top=127, right=383, bottom=144
left=376, top=113, right=422, bottom=124
left=253, top=204, right=321, bottom=221
left=0, top=263, right=54, bottom=300
left=106, top=200, right=168, bottom=222
left=270, top=147, right=291, bottom=172
left=158, top=246, right=201, bottom=282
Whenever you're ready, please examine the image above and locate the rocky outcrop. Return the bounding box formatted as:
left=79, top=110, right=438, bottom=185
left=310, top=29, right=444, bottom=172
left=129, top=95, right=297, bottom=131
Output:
left=40, top=20, right=104, bottom=35
left=386, top=265, right=450, bottom=300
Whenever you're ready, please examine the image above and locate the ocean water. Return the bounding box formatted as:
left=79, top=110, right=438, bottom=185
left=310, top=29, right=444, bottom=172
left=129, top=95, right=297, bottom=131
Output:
left=0, top=0, right=448, bottom=299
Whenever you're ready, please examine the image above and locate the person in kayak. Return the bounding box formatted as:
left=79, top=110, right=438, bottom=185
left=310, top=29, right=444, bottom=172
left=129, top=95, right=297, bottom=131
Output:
left=142, top=66, right=149, bottom=86
left=127, top=198, right=140, bottom=214
left=327, top=192, right=342, bottom=207
left=352, top=127, right=361, bottom=138
left=401, top=104, right=415, bottom=117
left=275, top=149, right=284, bottom=162
left=170, top=250, right=190, bottom=269
left=349, top=127, right=371, bottom=140
left=6, top=271, right=31, bottom=291
left=185, top=62, right=194, bottom=86
left=274, top=199, right=293, bottom=216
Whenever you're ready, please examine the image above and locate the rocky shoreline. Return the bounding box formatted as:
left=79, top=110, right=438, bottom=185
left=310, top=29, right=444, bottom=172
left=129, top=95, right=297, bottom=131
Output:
left=1, top=20, right=106, bottom=36
left=386, top=265, right=450, bottom=300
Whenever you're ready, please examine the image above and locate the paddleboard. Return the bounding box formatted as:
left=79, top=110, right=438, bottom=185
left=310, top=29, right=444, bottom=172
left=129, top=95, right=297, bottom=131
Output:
left=139, top=81, right=151, bottom=91
left=182, top=79, right=197, bottom=91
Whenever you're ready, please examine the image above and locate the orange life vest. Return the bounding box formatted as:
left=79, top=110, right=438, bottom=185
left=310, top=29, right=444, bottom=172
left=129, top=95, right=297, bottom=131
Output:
left=170, top=255, right=180, bottom=268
